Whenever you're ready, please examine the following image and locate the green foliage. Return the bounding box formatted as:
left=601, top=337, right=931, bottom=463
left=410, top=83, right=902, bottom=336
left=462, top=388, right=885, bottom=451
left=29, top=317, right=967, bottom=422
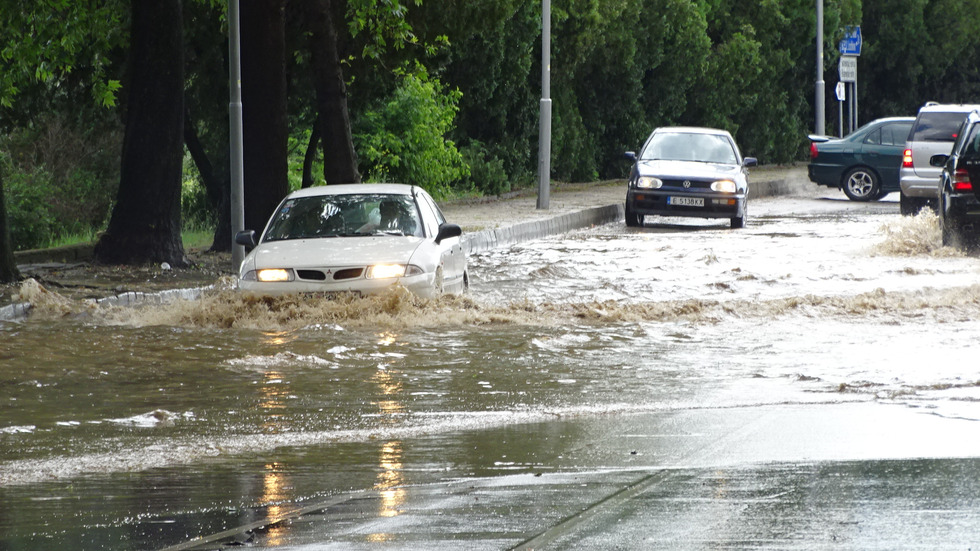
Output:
left=2, top=158, right=56, bottom=250
left=353, top=67, right=469, bottom=198
left=1, top=115, right=120, bottom=250
left=461, top=141, right=509, bottom=196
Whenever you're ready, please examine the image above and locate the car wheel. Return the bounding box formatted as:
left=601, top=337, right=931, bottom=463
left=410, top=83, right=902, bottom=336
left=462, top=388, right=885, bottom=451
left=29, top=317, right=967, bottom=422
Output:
left=625, top=205, right=641, bottom=227
left=842, top=168, right=880, bottom=201
left=940, top=191, right=962, bottom=248
left=730, top=204, right=746, bottom=229
left=899, top=192, right=928, bottom=216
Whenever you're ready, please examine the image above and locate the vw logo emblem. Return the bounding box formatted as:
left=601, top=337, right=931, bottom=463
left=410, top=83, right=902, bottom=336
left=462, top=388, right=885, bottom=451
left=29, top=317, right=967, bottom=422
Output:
left=683, top=180, right=691, bottom=188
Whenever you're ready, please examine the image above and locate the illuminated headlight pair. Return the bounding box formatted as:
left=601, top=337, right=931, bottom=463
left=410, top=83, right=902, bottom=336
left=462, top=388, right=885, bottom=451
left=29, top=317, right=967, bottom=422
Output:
left=710, top=180, right=738, bottom=193
left=365, top=263, right=423, bottom=280
left=245, top=265, right=423, bottom=282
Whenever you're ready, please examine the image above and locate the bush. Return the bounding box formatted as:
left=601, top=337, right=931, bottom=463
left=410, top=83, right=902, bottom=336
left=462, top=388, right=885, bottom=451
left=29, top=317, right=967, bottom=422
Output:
left=2, top=154, right=56, bottom=250
left=461, top=141, right=510, bottom=196
left=353, top=67, right=469, bottom=199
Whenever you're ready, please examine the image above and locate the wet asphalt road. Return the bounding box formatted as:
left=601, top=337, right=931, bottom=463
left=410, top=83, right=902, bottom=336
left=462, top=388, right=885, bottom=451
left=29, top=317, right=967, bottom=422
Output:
left=163, top=185, right=980, bottom=551
left=171, top=402, right=980, bottom=550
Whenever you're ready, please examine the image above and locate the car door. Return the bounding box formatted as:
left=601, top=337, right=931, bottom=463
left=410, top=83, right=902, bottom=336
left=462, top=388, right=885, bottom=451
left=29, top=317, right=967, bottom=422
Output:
left=863, top=121, right=912, bottom=189
left=417, top=190, right=464, bottom=289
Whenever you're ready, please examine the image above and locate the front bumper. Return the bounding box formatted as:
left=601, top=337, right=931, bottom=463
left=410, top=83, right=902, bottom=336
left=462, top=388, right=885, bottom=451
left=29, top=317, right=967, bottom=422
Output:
left=626, top=189, right=746, bottom=220
left=237, top=271, right=438, bottom=298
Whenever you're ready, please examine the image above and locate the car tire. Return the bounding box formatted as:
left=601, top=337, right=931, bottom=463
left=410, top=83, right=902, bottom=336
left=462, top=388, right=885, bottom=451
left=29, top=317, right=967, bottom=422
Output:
left=899, top=192, right=928, bottom=216
left=940, top=191, right=964, bottom=249
left=731, top=205, right=746, bottom=229
left=841, top=167, right=880, bottom=202
left=625, top=205, right=641, bottom=227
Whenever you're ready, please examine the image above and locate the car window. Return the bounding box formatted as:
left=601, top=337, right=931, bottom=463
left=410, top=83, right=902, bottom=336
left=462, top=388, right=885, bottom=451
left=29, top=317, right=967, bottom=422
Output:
left=641, top=132, right=737, bottom=164
left=863, top=128, right=881, bottom=145
left=263, top=193, right=423, bottom=241
left=881, top=122, right=913, bottom=146
left=963, top=123, right=980, bottom=158
left=911, top=112, right=970, bottom=142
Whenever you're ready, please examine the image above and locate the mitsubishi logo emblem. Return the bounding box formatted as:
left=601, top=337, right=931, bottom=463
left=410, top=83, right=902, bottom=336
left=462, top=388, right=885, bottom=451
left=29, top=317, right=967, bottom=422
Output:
left=683, top=180, right=691, bottom=188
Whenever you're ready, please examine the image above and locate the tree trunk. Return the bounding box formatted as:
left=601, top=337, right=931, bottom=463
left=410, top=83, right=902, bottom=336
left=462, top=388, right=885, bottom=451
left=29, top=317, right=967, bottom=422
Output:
left=0, top=176, right=21, bottom=284
left=241, top=0, right=289, bottom=231
left=94, top=0, right=188, bottom=267
left=184, top=107, right=231, bottom=252
left=306, top=0, right=360, bottom=185
left=302, top=122, right=320, bottom=189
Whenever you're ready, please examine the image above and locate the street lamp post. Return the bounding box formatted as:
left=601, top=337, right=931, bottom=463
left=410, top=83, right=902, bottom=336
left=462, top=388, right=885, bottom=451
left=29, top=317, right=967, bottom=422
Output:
left=815, top=0, right=825, bottom=136
left=537, top=0, right=551, bottom=210
left=228, top=0, right=246, bottom=267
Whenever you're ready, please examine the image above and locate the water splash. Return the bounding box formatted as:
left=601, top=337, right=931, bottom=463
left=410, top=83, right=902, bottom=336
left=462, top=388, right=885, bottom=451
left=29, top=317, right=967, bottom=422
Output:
left=872, top=210, right=963, bottom=257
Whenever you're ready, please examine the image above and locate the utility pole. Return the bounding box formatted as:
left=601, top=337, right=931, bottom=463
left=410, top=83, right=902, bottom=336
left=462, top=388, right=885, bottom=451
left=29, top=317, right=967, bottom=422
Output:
left=228, top=0, right=246, bottom=268
left=815, top=0, right=825, bottom=135
left=537, top=0, right=551, bottom=210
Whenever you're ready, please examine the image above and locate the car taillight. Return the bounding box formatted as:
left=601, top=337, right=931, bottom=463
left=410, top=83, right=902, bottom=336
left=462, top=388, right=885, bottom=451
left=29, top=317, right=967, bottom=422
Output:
left=952, top=168, right=973, bottom=191
left=809, top=142, right=818, bottom=159
left=902, top=148, right=913, bottom=168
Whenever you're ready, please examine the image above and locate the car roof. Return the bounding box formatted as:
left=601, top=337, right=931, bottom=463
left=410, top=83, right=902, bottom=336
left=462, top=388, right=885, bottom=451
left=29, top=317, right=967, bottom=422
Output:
left=870, top=116, right=915, bottom=123
left=917, top=103, right=980, bottom=114
left=653, top=126, right=733, bottom=137
left=284, top=183, right=418, bottom=200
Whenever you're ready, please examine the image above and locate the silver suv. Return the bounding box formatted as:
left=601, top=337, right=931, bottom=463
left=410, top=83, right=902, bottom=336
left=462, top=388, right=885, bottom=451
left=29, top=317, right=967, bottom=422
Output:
left=899, top=102, right=980, bottom=215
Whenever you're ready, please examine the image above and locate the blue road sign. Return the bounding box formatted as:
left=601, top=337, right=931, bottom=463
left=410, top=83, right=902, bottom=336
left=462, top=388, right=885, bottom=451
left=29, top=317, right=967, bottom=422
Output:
left=839, top=26, right=862, bottom=56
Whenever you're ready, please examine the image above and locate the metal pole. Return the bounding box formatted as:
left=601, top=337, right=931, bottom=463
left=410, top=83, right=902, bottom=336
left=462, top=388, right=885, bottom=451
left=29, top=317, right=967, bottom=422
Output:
left=815, top=0, right=825, bottom=135
left=228, top=0, right=245, bottom=267
left=536, top=0, right=551, bottom=210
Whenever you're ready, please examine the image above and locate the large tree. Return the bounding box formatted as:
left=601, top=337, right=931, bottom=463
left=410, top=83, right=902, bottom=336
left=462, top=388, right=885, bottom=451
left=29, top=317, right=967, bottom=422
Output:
left=93, top=0, right=188, bottom=266
left=241, top=0, right=289, bottom=232
left=0, top=172, right=17, bottom=282
left=305, top=0, right=361, bottom=185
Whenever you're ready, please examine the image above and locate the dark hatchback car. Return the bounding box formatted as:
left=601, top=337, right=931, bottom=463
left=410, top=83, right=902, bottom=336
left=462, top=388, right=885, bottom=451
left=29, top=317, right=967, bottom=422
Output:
left=807, top=116, right=914, bottom=201
left=931, top=110, right=980, bottom=249
left=625, top=127, right=757, bottom=229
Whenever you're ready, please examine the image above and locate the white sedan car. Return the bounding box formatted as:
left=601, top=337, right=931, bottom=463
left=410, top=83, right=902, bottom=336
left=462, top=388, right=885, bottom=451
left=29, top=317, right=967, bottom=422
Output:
left=235, top=184, right=467, bottom=298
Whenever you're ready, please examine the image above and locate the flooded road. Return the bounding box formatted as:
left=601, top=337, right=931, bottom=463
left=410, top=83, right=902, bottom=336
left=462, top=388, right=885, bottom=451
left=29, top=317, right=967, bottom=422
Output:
left=2, top=190, right=980, bottom=549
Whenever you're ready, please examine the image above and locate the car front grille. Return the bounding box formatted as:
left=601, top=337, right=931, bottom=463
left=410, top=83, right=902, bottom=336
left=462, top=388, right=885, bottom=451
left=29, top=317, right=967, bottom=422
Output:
left=295, top=268, right=365, bottom=281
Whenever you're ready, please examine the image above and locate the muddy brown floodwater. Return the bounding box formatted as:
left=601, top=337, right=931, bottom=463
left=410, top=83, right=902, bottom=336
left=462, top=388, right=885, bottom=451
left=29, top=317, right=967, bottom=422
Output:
left=3, top=183, right=980, bottom=550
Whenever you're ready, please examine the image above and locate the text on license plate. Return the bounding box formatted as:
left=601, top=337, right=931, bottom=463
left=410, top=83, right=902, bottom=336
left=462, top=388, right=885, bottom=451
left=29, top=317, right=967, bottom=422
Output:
left=668, top=196, right=704, bottom=207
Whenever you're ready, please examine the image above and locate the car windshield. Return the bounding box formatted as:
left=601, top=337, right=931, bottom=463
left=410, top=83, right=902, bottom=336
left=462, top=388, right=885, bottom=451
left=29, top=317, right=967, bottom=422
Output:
left=263, top=193, right=423, bottom=242
left=640, top=132, right=738, bottom=164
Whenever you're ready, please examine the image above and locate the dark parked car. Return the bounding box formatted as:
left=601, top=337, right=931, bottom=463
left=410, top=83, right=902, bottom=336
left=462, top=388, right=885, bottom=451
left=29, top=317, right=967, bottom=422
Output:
left=932, top=109, right=980, bottom=249
left=808, top=116, right=914, bottom=201
left=625, top=127, right=757, bottom=229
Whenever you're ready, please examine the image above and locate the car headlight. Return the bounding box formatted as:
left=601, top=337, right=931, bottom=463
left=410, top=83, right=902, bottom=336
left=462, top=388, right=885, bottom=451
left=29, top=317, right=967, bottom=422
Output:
left=366, top=264, right=423, bottom=280
left=255, top=268, right=294, bottom=282
left=636, top=176, right=663, bottom=189
left=710, top=180, right=737, bottom=193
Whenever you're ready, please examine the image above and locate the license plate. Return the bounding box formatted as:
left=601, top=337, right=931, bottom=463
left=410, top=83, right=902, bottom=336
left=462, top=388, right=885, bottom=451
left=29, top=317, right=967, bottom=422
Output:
left=668, top=196, right=704, bottom=207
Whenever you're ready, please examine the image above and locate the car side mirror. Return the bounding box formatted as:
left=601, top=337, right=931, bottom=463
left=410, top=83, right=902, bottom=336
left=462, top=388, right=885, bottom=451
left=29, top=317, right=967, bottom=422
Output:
left=235, top=230, right=257, bottom=249
left=435, top=223, right=462, bottom=244
left=929, top=154, right=949, bottom=167
left=743, top=157, right=758, bottom=167
left=624, top=151, right=637, bottom=162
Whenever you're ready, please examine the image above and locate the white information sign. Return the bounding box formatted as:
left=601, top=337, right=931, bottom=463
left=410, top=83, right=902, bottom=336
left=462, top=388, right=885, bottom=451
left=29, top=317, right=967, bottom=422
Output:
left=839, top=56, right=857, bottom=83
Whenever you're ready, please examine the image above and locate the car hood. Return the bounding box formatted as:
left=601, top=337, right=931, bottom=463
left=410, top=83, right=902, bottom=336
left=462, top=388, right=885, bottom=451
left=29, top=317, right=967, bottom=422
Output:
left=247, top=236, right=424, bottom=269
left=636, top=159, right=743, bottom=180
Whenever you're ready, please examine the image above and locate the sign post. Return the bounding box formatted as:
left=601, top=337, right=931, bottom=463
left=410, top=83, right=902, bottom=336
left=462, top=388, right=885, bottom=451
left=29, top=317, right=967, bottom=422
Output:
left=837, top=26, right=861, bottom=134
left=835, top=81, right=846, bottom=137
